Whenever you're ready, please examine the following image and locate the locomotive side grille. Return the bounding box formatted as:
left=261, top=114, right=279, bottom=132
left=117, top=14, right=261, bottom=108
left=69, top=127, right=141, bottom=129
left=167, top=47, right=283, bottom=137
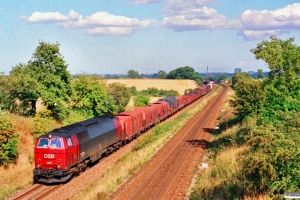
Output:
left=76, top=131, right=90, bottom=143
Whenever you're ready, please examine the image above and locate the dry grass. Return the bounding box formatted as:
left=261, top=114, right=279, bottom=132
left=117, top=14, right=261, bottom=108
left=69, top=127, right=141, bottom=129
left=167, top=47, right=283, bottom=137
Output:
left=106, top=79, right=198, bottom=95
left=0, top=115, right=35, bottom=199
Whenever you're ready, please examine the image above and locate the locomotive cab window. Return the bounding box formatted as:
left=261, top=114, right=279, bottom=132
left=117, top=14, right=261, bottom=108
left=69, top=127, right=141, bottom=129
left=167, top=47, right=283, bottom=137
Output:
left=50, top=138, right=63, bottom=148
left=37, top=138, right=49, bottom=148
left=67, top=137, right=73, bottom=147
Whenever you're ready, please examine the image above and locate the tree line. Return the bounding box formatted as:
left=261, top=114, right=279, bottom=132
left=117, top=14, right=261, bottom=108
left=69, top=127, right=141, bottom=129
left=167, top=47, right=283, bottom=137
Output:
left=0, top=42, right=136, bottom=121
left=230, top=36, right=300, bottom=198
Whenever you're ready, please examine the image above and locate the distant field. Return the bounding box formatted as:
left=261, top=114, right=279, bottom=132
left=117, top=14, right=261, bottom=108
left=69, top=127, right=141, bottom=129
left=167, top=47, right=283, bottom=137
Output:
left=105, top=79, right=198, bottom=95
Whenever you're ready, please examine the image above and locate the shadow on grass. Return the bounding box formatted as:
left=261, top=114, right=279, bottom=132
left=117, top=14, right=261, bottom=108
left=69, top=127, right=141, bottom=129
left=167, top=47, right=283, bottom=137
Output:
left=190, top=181, right=244, bottom=200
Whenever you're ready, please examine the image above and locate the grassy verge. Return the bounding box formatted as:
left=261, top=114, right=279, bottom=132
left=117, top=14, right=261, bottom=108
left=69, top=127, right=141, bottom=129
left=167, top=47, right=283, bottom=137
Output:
left=188, top=88, right=272, bottom=200
left=75, top=86, right=222, bottom=200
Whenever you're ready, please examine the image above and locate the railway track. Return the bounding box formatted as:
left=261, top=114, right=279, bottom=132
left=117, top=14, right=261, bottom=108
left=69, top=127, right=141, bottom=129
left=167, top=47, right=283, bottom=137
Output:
left=10, top=184, right=62, bottom=200
left=114, top=85, right=228, bottom=200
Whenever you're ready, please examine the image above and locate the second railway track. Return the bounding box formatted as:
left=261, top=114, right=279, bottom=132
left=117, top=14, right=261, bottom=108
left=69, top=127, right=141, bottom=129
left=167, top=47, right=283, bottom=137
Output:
left=113, top=85, right=228, bottom=200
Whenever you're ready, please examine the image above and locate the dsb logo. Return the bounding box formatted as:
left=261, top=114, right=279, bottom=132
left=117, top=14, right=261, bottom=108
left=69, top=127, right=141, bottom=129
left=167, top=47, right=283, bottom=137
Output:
left=44, top=154, right=55, bottom=159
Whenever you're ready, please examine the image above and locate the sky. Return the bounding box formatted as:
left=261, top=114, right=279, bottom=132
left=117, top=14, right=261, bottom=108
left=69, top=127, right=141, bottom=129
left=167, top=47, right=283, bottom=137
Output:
left=1, top=0, right=300, bottom=75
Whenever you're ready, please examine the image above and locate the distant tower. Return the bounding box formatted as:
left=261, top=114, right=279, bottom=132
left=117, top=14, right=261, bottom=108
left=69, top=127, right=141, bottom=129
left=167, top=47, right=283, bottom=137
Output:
left=207, top=66, right=208, bottom=77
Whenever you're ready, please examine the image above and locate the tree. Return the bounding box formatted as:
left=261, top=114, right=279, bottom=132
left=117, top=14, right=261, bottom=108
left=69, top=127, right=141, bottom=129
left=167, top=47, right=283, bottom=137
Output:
left=166, top=66, right=201, bottom=80
left=217, top=74, right=227, bottom=83
left=71, top=74, right=116, bottom=117
left=251, top=36, right=300, bottom=122
left=108, top=82, right=131, bottom=113
left=9, top=64, right=39, bottom=116
left=230, top=76, right=264, bottom=120
left=157, top=70, right=167, bottom=79
left=28, top=41, right=72, bottom=120
left=127, top=70, right=139, bottom=79
left=257, top=69, right=264, bottom=79
left=231, top=72, right=251, bottom=89
left=0, top=73, right=13, bottom=115
left=251, top=35, right=300, bottom=82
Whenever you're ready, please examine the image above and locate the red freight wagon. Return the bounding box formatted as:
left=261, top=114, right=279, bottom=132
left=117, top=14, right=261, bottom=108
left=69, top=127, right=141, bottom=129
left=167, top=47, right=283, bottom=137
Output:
left=176, top=96, right=185, bottom=110
left=115, top=114, right=135, bottom=140
left=148, top=103, right=163, bottom=122
left=134, top=106, right=156, bottom=128
left=153, top=101, right=169, bottom=118
left=193, top=87, right=203, bottom=96
left=116, top=111, right=143, bottom=136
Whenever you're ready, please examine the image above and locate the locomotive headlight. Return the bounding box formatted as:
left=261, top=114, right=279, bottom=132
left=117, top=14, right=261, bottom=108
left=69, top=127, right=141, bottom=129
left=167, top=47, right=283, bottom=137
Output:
left=57, top=165, right=61, bottom=169
left=37, top=164, right=41, bottom=169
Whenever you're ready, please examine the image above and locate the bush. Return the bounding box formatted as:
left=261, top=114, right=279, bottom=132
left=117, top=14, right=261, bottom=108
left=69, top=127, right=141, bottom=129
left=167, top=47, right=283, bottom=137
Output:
left=139, top=87, right=179, bottom=97
left=242, top=123, right=300, bottom=198
left=130, top=86, right=137, bottom=95
left=0, top=115, right=19, bottom=166
left=33, top=109, right=56, bottom=139
left=133, top=95, right=149, bottom=107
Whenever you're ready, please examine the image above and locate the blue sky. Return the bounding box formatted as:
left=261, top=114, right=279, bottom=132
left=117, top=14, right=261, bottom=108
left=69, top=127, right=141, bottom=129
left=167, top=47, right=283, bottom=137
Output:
left=1, top=0, right=300, bottom=75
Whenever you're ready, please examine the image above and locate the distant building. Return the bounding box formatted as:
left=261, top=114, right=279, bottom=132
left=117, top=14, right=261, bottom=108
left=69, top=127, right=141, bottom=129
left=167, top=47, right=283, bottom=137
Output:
left=248, top=71, right=255, bottom=75
left=234, top=68, right=242, bottom=73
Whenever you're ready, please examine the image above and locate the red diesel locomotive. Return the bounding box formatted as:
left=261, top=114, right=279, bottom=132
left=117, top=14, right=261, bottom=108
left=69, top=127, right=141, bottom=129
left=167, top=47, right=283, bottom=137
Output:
left=33, top=83, right=214, bottom=183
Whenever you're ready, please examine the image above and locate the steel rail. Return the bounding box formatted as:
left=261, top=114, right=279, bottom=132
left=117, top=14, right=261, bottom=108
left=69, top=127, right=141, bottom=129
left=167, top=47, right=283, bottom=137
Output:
left=129, top=85, right=227, bottom=200
left=14, top=184, right=44, bottom=200
left=155, top=85, right=227, bottom=199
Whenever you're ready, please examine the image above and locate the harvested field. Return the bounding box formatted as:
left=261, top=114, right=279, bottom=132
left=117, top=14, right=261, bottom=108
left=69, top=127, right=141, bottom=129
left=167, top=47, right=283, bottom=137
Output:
left=105, top=79, right=198, bottom=95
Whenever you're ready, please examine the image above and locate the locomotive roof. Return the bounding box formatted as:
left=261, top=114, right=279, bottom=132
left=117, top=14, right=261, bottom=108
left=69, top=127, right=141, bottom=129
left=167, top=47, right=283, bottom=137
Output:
left=41, top=115, right=116, bottom=138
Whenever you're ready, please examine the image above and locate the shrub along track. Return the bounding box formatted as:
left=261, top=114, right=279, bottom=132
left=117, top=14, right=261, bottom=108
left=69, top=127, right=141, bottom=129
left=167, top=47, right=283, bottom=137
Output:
left=112, top=85, right=228, bottom=200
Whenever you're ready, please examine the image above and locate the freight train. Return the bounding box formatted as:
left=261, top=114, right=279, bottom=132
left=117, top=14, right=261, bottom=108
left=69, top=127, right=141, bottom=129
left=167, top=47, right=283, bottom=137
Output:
left=33, top=82, right=214, bottom=183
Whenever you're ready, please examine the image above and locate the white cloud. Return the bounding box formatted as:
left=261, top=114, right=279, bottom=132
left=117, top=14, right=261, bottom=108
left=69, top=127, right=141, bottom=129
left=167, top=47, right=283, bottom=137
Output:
left=239, top=3, right=300, bottom=39
left=126, top=0, right=162, bottom=5
left=23, top=11, right=69, bottom=23
left=161, top=5, right=240, bottom=31
left=20, top=10, right=157, bottom=36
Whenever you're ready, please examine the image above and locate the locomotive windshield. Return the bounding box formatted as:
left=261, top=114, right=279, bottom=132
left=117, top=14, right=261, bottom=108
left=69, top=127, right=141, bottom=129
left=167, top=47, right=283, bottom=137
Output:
left=37, top=138, right=49, bottom=148
left=37, top=137, right=63, bottom=148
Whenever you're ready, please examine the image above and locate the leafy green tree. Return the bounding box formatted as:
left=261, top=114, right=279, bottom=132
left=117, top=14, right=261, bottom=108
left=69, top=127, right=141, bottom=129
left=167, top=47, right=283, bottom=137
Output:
left=127, top=69, right=139, bottom=79
left=251, top=36, right=300, bottom=82
left=217, top=74, right=227, bottom=83
left=251, top=36, right=300, bottom=122
left=108, top=82, right=131, bottom=113
left=231, top=72, right=251, bottom=89
left=0, top=115, right=19, bottom=166
left=133, top=95, right=149, bottom=106
left=230, top=77, right=264, bottom=120
left=71, top=74, right=115, bottom=117
left=257, top=69, right=264, bottom=79
left=157, top=70, right=167, bottom=79
left=8, top=64, right=39, bottom=116
left=166, top=66, right=201, bottom=80
left=0, top=73, right=14, bottom=115
left=27, top=41, right=72, bottom=120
